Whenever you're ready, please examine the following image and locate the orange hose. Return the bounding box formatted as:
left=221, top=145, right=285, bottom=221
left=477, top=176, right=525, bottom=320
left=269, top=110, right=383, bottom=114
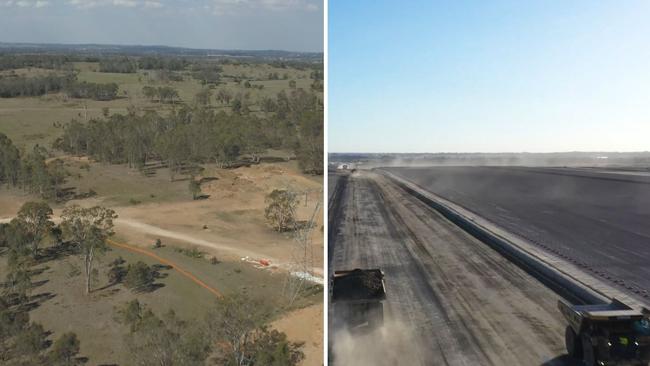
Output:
left=106, top=238, right=223, bottom=298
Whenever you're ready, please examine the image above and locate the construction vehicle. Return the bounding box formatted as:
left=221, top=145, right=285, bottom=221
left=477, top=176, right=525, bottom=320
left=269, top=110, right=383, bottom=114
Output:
left=331, top=268, right=386, bottom=331
left=559, top=298, right=650, bottom=366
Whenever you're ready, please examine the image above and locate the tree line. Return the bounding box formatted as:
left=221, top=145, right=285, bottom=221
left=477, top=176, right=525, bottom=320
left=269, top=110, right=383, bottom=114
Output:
left=99, top=57, right=137, bottom=73
left=0, top=73, right=119, bottom=101
left=0, top=74, right=70, bottom=98
left=64, top=81, right=119, bottom=101
left=0, top=54, right=82, bottom=71
left=138, top=56, right=189, bottom=71
left=56, top=88, right=323, bottom=175
left=0, top=134, right=66, bottom=200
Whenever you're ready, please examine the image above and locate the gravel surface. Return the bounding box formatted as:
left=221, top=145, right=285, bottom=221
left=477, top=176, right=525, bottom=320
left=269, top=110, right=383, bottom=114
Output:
left=329, top=171, right=580, bottom=366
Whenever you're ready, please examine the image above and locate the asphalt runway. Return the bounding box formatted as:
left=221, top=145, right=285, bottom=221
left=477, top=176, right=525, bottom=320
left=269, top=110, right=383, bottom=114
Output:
left=383, top=166, right=650, bottom=299
left=329, top=171, right=579, bottom=366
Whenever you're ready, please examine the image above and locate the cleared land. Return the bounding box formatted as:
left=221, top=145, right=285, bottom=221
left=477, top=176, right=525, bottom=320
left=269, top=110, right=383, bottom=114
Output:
left=329, top=170, right=580, bottom=366
left=383, top=166, right=650, bottom=301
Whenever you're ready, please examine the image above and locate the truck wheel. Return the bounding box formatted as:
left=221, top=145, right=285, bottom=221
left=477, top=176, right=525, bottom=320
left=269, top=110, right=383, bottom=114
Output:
left=565, top=326, right=582, bottom=358
left=581, top=335, right=596, bottom=366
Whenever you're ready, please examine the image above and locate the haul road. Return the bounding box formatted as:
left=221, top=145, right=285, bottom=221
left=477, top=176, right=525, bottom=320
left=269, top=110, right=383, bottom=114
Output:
left=328, top=167, right=650, bottom=366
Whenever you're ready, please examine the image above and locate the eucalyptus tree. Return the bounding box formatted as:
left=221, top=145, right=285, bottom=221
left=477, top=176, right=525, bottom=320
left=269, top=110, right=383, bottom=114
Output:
left=60, top=205, right=117, bottom=294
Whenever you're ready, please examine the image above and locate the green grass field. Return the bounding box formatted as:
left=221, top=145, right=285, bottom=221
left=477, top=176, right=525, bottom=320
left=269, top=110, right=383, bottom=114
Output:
left=0, top=61, right=321, bottom=149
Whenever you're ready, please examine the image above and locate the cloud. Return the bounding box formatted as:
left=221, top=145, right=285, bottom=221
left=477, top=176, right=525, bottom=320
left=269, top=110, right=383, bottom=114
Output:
left=64, top=0, right=162, bottom=9
left=143, top=0, right=162, bottom=8
left=210, top=0, right=319, bottom=15
left=1, top=0, right=50, bottom=7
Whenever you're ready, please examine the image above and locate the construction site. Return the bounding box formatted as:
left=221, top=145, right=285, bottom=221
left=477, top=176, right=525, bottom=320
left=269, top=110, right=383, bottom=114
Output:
left=328, top=165, right=650, bottom=366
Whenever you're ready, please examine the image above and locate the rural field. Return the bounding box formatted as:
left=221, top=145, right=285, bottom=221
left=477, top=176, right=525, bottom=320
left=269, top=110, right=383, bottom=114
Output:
left=0, top=46, right=323, bottom=366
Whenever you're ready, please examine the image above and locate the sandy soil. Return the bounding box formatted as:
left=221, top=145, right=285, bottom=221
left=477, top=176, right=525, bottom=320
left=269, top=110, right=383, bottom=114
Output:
left=111, top=162, right=324, bottom=271
left=0, top=189, right=28, bottom=217
left=274, top=303, right=324, bottom=366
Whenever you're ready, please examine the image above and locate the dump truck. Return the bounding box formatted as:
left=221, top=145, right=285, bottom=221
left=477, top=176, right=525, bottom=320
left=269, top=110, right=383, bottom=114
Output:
left=331, top=268, right=386, bottom=331
left=559, top=298, right=650, bottom=366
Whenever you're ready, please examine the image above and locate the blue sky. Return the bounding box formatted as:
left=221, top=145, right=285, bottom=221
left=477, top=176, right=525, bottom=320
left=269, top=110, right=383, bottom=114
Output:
left=0, top=0, right=323, bottom=52
left=329, top=1, right=650, bottom=153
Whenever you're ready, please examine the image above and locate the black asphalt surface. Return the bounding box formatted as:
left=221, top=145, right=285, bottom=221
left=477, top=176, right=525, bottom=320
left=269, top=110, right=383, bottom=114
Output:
left=383, top=166, right=650, bottom=299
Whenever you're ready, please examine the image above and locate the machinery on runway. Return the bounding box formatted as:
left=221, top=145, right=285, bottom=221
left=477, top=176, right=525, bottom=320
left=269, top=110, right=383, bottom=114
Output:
left=559, top=298, right=650, bottom=366
left=332, top=268, right=386, bottom=331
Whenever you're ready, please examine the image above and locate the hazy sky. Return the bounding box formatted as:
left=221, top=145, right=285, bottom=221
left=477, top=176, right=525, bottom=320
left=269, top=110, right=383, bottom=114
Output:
left=0, top=0, right=323, bottom=52
left=329, top=1, right=650, bottom=153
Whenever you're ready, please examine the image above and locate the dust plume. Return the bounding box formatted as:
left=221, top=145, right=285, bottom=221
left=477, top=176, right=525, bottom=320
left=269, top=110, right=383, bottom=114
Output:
left=331, top=320, right=430, bottom=366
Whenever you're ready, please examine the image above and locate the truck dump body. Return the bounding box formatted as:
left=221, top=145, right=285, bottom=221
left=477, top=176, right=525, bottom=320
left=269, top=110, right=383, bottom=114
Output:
left=559, top=299, right=650, bottom=366
left=332, top=269, right=386, bottom=331
left=332, top=269, right=386, bottom=302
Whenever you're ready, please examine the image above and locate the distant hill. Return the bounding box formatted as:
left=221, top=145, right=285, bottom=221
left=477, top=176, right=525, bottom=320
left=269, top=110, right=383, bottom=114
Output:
left=0, top=42, right=322, bottom=62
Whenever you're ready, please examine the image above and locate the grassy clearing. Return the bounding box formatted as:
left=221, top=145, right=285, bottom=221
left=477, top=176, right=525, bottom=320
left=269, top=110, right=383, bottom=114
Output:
left=62, top=160, right=190, bottom=206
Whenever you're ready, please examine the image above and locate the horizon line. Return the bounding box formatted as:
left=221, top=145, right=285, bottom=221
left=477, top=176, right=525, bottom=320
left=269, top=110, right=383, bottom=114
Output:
left=0, top=41, right=324, bottom=56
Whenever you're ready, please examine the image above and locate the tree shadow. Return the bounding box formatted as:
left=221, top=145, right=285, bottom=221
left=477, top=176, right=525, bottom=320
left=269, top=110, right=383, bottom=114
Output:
left=194, top=194, right=211, bottom=200
left=31, top=279, right=49, bottom=289
left=75, top=356, right=90, bottom=364
left=22, top=292, right=56, bottom=312
left=37, top=242, right=77, bottom=264
left=199, top=176, right=218, bottom=184
left=55, top=187, right=97, bottom=203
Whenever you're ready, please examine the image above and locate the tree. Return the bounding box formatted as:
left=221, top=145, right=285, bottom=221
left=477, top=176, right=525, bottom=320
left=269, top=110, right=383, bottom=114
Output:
left=216, top=89, right=232, bottom=105
left=60, top=205, right=117, bottom=294
left=207, top=295, right=303, bottom=366
left=15, top=322, right=48, bottom=358
left=48, top=332, right=80, bottom=366
left=194, top=89, right=212, bottom=106
left=188, top=179, right=201, bottom=200
left=142, top=86, right=157, bottom=102
left=123, top=261, right=154, bottom=292
left=264, top=190, right=299, bottom=232
left=295, top=109, right=324, bottom=175
left=15, top=201, right=54, bottom=257
left=115, top=301, right=212, bottom=366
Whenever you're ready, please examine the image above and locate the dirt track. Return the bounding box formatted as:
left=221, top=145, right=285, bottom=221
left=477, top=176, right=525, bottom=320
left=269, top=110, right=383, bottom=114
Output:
left=329, top=171, right=580, bottom=366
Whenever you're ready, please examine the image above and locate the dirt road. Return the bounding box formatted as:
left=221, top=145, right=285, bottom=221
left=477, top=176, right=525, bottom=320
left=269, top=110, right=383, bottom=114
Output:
left=329, top=170, right=579, bottom=366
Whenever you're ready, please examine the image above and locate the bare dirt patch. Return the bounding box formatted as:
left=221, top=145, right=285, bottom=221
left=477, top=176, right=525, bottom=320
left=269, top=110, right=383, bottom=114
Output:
left=273, top=303, right=324, bottom=366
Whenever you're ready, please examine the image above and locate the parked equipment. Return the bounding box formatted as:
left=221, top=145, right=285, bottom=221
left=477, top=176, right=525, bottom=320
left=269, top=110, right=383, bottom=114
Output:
left=332, top=268, right=386, bottom=331
left=559, top=298, right=650, bottom=366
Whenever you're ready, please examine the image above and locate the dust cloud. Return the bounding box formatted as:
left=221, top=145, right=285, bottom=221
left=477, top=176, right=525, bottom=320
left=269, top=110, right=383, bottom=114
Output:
left=331, top=320, right=430, bottom=366
left=329, top=152, right=650, bottom=170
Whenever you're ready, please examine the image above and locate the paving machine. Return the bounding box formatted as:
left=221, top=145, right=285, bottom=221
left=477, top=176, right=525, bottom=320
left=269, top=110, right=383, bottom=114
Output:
left=559, top=298, right=650, bottom=366
left=331, top=268, right=386, bottom=331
